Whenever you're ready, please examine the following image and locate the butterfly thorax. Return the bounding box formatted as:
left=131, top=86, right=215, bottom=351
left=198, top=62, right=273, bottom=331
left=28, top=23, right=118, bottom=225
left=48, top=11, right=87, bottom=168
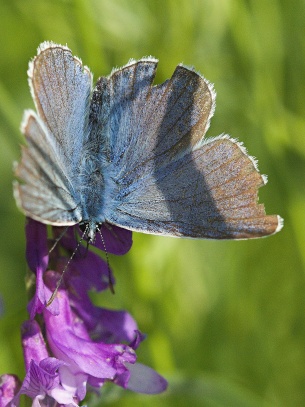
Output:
left=78, top=142, right=116, bottom=240
left=80, top=165, right=105, bottom=213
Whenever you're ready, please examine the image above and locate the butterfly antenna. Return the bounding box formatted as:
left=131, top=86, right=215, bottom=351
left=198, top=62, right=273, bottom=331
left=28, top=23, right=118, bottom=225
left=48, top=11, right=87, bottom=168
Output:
left=98, top=227, right=115, bottom=294
left=46, top=226, right=87, bottom=306
left=49, top=226, right=69, bottom=253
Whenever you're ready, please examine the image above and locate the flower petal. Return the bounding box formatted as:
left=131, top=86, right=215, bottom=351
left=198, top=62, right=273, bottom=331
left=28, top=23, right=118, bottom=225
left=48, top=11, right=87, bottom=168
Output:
left=125, top=363, right=168, bottom=394
left=25, top=218, right=48, bottom=274
left=43, top=285, right=136, bottom=380
left=25, top=219, right=59, bottom=317
left=71, top=299, right=140, bottom=344
left=58, top=365, right=87, bottom=401
left=0, top=374, right=21, bottom=407
left=49, top=386, right=78, bottom=406
left=21, top=320, right=49, bottom=371
left=67, top=250, right=112, bottom=293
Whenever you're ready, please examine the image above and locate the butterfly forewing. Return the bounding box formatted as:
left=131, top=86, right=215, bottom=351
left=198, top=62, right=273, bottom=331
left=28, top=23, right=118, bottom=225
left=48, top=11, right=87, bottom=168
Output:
left=100, top=63, right=215, bottom=187
left=29, top=42, right=92, bottom=182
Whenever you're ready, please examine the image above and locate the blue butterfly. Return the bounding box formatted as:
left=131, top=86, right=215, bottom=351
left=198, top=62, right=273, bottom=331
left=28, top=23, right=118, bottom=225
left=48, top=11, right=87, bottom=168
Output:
left=14, top=42, right=282, bottom=242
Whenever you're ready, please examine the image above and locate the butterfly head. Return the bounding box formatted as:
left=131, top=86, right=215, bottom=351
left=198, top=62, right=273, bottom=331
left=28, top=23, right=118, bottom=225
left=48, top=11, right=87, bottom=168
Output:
left=79, top=220, right=102, bottom=244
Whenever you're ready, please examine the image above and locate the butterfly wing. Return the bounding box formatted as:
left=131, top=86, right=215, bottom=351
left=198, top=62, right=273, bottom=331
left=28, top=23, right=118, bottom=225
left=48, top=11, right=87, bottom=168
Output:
left=27, top=42, right=92, bottom=182
left=96, top=61, right=281, bottom=239
left=14, top=42, right=92, bottom=225
left=14, top=111, right=82, bottom=225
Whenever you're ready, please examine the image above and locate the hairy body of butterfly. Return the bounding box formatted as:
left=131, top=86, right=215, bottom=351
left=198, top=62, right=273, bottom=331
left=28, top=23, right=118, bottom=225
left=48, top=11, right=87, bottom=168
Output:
left=14, top=42, right=282, bottom=242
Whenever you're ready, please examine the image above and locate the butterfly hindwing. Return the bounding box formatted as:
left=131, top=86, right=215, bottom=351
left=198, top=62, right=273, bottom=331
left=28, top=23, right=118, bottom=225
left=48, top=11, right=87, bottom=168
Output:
left=107, top=135, right=280, bottom=238
left=14, top=111, right=82, bottom=225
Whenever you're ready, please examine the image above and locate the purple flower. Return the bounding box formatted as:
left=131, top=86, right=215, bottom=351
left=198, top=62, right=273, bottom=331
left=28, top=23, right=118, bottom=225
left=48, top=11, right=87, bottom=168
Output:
left=54, top=223, right=132, bottom=256
left=0, top=375, right=21, bottom=407
left=56, top=228, right=115, bottom=294
left=25, top=218, right=132, bottom=318
left=43, top=271, right=167, bottom=396
left=25, top=219, right=58, bottom=319
left=87, top=223, right=133, bottom=255
left=10, top=320, right=79, bottom=407
left=60, top=247, right=139, bottom=344
left=18, top=218, right=167, bottom=406
left=11, top=359, right=78, bottom=407
left=21, top=320, right=48, bottom=371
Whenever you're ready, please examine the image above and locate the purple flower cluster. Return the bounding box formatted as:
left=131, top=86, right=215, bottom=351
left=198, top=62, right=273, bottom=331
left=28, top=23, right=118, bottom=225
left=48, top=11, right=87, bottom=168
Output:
left=1, top=219, right=167, bottom=406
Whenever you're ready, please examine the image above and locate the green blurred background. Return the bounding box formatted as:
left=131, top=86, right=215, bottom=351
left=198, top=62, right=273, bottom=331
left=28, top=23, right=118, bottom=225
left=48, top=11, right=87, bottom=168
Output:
left=0, top=0, right=304, bottom=406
